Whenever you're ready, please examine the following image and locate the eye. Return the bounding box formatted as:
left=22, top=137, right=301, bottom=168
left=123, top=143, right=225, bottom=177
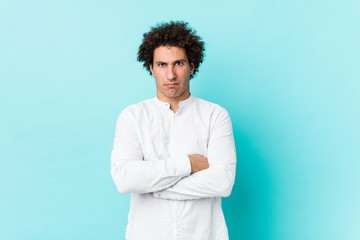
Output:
left=175, top=61, right=183, bottom=66
left=158, top=62, right=166, bottom=67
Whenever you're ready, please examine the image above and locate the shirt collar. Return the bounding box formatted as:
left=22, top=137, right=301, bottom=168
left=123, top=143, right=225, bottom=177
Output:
left=153, top=94, right=195, bottom=111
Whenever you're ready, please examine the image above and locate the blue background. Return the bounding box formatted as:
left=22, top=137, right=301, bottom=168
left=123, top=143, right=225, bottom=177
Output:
left=1, top=0, right=359, bottom=239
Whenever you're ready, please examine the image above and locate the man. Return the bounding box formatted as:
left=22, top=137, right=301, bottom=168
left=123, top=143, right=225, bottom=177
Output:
left=111, top=21, right=236, bottom=240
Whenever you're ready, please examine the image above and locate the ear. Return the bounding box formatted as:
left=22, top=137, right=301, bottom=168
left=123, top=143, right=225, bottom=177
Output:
left=149, top=64, right=154, bottom=76
left=190, top=63, right=195, bottom=75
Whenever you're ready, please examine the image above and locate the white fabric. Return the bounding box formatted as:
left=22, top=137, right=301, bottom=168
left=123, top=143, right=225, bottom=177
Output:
left=111, top=94, right=237, bottom=240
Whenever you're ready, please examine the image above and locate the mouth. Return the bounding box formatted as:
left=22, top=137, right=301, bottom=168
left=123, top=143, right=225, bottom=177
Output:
left=165, top=83, right=179, bottom=88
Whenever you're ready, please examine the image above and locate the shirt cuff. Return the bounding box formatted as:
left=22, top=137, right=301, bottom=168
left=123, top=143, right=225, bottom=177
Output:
left=152, top=154, right=192, bottom=200
left=153, top=190, right=200, bottom=201
left=173, top=154, right=191, bottom=177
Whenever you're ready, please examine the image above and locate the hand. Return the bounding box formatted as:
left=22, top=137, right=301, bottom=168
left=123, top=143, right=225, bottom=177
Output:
left=188, top=154, right=209, bottom=174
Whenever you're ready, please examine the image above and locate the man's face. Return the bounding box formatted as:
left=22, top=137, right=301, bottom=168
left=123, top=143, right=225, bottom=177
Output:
left=150, top=46, right=194, bottom=102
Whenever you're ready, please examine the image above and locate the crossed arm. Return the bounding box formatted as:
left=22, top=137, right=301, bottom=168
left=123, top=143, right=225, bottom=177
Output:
left=111, top=108, right=236, bottom=200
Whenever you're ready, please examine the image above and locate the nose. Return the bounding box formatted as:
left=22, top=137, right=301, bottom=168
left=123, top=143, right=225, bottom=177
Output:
left=166, top=66, right=176, bottom=80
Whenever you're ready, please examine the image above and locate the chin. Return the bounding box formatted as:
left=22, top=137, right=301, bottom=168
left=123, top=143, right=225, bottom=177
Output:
left=165, top=91, right=180, bottom=97
left=166, top=94, right=180, bottom=98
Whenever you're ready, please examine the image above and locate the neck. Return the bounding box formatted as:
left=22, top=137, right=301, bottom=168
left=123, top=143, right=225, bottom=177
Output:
left=157, top=91, right=190, bottom=113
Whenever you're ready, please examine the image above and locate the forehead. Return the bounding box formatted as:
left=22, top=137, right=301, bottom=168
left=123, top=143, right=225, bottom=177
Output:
left=153, top=46, right=188, bottom=62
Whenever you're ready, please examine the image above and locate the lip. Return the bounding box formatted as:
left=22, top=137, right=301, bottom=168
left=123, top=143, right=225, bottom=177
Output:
left=165, top=83, right=179, bottom=87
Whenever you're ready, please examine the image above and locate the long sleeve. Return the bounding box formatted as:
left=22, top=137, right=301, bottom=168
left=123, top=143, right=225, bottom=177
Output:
left=111, top=108, right=191, bottom=194
left=153, top=110, right=236, bottom=200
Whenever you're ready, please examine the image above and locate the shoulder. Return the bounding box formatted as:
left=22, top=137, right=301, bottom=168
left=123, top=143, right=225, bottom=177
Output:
left=115, top=98, right=157, bottom=127
left=114, top=98, right=155, bottom=128
left=193, top=96, right=229, bottom=117
left=119, top=98, right=155, bottom=117
left=192, top=97, right=233, bottom=134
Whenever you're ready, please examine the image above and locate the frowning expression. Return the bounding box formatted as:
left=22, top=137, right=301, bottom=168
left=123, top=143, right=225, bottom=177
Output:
left=150, top=46, right=194, bottom=102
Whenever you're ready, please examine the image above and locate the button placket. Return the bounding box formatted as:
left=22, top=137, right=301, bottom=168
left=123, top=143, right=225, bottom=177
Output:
left=168, top=114, right=175, bottom=152
left=164, top=115, right=172, bottom=151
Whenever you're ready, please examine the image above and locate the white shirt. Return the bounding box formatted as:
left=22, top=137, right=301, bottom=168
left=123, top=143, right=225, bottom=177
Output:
left=111, top=95, right=236, bottom=240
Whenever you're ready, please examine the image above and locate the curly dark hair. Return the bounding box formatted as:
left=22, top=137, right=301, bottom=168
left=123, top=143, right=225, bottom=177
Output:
left=137, top=21, right=205, bottom=79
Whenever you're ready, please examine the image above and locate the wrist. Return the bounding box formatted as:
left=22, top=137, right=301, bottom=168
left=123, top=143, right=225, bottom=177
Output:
left=188, top=155, right=194, bottom=173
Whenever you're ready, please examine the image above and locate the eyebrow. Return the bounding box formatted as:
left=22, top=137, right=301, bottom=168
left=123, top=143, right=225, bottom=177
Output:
left=154, top=59, right=187, bottom=64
